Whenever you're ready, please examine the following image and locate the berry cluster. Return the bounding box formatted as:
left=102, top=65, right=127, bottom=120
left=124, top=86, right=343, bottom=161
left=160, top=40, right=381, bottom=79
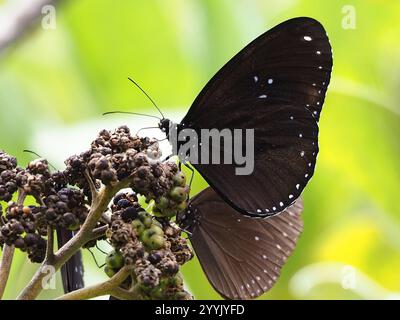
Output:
left=41, top=188, right=88, bottom=230
left=0, top=203, right=47, bottom=262
left=105, top=188, right=193, bottom=299
left=0, top=151, right=20, bottom=201
left=1, top=126, right=194, bottom=299
left=152, top=170, right=189, bottom=218
left=0, top=151, right=90, bottom=262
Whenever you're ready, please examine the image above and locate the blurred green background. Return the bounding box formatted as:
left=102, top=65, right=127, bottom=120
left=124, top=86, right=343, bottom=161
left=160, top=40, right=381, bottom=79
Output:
left=0, top=0, right=399, bottom=300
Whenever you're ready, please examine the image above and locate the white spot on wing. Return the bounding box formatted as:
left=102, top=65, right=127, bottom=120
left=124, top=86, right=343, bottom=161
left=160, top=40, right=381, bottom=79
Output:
left=303, top=35, right=312, bottom=41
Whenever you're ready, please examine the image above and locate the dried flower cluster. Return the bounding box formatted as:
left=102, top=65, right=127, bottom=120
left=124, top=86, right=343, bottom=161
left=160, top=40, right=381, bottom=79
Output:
left=106, top=187, right=193, bottom=299
left=0, top=126, right=194, bottom=299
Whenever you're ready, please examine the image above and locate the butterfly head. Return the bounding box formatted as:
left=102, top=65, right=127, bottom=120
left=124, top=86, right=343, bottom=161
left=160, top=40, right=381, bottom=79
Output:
left=158, top=118, right=171, bottom=136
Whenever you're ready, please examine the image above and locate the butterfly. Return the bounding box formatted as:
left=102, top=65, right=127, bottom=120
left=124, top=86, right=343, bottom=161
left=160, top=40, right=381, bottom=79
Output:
left=177, top=187, right=303, bottom=300
left=157, top=17, right=332, bottom=217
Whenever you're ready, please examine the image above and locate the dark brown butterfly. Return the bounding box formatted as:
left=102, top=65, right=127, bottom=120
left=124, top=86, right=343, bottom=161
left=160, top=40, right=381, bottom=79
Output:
left=178, top=187, right=303, bottom=300
left=159, top=17, right=332, bottom=217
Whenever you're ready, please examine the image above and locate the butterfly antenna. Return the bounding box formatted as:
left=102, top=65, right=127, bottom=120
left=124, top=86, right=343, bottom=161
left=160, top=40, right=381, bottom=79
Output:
left=136, top=126, right=159, bottom=136
left=102, top=111, right=161, bottom=120
left=127, top=77, right=165, bottom=119
left=23, top=149, right=58, bottom=171
left=87, top=247, right=106, bottom=269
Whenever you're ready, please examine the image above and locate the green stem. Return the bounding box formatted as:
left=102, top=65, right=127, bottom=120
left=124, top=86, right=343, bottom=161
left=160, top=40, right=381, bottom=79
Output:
left=55, top=266, right=133, bottom=300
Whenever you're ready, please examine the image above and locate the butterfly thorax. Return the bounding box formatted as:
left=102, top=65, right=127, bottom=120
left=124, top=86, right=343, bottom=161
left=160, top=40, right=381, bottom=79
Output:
left=177, top=203, right=201, bottom=235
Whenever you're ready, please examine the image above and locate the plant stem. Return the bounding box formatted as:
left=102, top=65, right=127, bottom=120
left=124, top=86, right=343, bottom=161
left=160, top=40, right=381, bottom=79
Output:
left=0, top=244, right=15, bottom=299
left=55, top=266, right=132, bottom=300
left=45, top=227, right=54, bottom=262
left=109, top=286, right=143, bottom=300
left=0, top=189, right=27, bottom=298
left=89, top=225, right=108, bottom=241
left=16, top=179, right=130, bottom=300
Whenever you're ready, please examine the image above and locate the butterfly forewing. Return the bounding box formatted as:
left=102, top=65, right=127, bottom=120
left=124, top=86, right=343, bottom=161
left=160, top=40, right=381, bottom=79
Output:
left=182, top=17, right=332, bottom=123
left=180, top=17, right=331, bottom=217
left=184, top=188, right=303, bottom=300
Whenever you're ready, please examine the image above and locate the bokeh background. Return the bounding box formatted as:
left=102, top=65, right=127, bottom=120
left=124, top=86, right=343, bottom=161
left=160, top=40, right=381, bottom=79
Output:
left=0, top=0, right=399, bottom=300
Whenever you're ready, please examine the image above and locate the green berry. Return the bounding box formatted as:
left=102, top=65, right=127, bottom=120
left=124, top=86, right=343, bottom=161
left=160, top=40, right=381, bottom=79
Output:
left=138, top=211, right=153, bottom=228
left=141, top=227, right=165, bottom=249
left=169, top=273, right=184, bottom=287
left=105, top=250, right=124, bottom=269
left=104, top=265, right=117, bottom=278
left=149, top=224, right=164, bottom=236
left=173, top=172, right=186, bottom=187
left=152, top=219, right=162, bottom=228
left=176, top=201, right=187, bottom=211
left=132, top=219, right=145, bottom=235
left=160, top=207, right=179, bottom=218
left=156, top=196, right=170, bottom=209
left=169, top=186, right=188, bottom=202
left=147, top=234, right=165, bottom=250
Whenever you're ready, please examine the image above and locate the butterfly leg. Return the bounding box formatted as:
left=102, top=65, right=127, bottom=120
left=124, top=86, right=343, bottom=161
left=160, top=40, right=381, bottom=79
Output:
left=162, top=154, right=173, bottom=162
left=95, top=242, right=108, bottom=255
left=87, top=247, right=106, bottom=269
left=181, top=162, right=195, bottom=189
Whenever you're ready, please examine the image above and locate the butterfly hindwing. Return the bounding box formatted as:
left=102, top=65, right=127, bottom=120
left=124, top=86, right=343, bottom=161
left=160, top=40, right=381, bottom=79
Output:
left=183, top=187, right=303, bottom=300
